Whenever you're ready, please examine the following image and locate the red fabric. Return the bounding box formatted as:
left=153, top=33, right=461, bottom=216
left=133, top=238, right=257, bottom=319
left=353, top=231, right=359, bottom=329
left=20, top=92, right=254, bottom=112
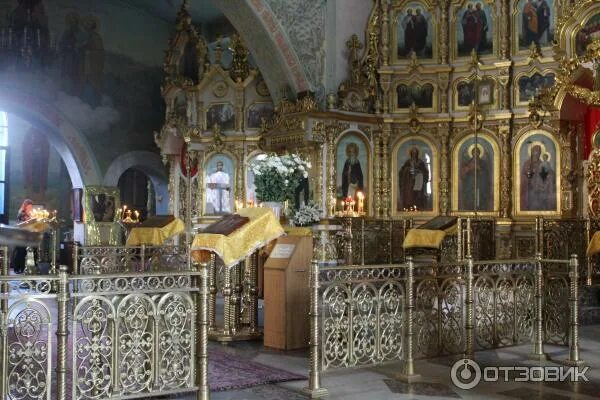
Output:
left=585, top=107, right=600, bottom=159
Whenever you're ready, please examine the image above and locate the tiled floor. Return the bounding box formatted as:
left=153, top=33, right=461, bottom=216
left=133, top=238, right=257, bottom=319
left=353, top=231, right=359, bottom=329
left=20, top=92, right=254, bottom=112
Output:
left=183, top=324, right=600, bottom=400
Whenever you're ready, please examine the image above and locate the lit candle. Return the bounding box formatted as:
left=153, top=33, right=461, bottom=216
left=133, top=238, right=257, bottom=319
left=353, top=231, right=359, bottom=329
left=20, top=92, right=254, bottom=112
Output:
left=357, top=191, right=364, bottom=214
left=134, top=210, right=139, bottom=221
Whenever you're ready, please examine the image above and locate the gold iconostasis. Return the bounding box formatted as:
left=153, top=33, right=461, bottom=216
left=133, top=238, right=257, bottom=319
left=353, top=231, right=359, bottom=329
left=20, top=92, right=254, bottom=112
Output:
left=155, top=0, right=600, bottom=234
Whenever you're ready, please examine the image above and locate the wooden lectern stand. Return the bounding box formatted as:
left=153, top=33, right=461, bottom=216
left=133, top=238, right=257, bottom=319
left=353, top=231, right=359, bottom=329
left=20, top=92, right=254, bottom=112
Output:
left=263, top=235, right=312, bottom=350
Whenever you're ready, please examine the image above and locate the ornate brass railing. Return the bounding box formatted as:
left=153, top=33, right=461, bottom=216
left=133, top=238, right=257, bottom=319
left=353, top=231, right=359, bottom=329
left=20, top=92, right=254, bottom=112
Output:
left=304, top=253, right=581, bottom=398
left=74, top=245, right=190, bottom=274
left=0, top=245, right=210, bottom=400
left=330, top=217, right=495, bottom=266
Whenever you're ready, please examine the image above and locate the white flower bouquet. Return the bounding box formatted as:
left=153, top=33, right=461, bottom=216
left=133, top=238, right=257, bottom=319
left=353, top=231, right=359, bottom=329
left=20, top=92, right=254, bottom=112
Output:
left=288, top=203, right=322, bottom=227
left=251, top=153, right=311, bottom=202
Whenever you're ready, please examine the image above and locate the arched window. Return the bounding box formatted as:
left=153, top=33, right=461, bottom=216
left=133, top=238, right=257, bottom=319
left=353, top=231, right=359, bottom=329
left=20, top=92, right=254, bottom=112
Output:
left=0, top=112, right=7, bottom=222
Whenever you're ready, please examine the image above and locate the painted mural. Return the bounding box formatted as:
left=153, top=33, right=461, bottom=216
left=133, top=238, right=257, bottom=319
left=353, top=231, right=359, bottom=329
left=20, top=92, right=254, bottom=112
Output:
left=518, top=0, right=553, bottom=49
left=1, top=0, right=167, bottom=170
left=457, top=1, right=493, bottom=57
left=576, top=12, right=600, bottom=55
left=396, top=2, right=433, bottom=59
left=8, top=115, right=72, bottom=223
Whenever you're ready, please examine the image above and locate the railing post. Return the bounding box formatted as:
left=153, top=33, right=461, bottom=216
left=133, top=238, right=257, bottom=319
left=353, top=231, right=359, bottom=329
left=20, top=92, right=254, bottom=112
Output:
left=56, top=265, right=69, bottom=400
left=344, top=217, right=353, bottom=266
left=0, top=246, right=7, bottom=399
left=397, top=256, right=420, bottom=382
left=465, top=254, right=475, bottom=359
left=1, top=245, right=7, bottom=314
left=197, top=262, right=210, bottom=400
left=208, top=253, right=217, bottom=332
left=141, top=244, right=146, bottom=272
left=303, top=259, right=328, bottom=398
left=529, top=252, right=547, bottom=361
left=466, top=217, right=472, bottom=259
left=565, top=254, right=584, bottom=366
left=585, top=218, right=592, bottom=286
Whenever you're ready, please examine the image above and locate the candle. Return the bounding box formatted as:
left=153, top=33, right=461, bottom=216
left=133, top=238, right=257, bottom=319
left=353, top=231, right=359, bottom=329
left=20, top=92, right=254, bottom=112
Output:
left=357, top=191, right=364, bottom=214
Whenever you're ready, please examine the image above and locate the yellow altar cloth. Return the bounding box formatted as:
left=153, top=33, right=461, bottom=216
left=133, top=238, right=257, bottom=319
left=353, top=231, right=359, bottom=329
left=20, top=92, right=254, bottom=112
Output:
left=126, top=218, right=185, bottom=246
left=587, top=231, right=600, bottom=256
left=191, top=207, right=285, bottom=267
left=403, top=224, right=457, bottom=249
left=285, top=226, right=313, bottom=237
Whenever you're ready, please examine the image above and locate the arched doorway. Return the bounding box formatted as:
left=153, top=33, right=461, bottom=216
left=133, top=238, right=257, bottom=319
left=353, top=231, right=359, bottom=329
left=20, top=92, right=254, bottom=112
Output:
left=104, top=151, right=169, bottom=215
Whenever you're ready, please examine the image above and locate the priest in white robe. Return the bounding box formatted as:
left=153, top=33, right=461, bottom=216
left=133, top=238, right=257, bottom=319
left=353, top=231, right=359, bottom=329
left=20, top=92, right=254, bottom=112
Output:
left=206, top=161, right=231, bottom=214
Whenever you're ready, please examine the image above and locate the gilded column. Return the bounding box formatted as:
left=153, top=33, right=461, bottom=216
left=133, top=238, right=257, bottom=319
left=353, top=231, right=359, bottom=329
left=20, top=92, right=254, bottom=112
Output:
left=236, top=151, right=244, bottom=206
left=168, top=159, right=176, bottom=215
left=314, top=144, right=324, bottom=212
left=500, top=0, right=510, bottom=59
left=380, top=75, right=391, bottom=115
left=439, top=0, right=449, bottom=64
left=499, top=123, right=512, bottom=217
left=373, top=131, right=382, bottom=217
left=327, top=125, right=337, bottom=211
left=566, top=254, right=583, bottom=366
left=196, top=262, right=210, bottom=400
left=439, top=124, right=450, bottom=215
left=529, top=252, right=547, bottom=361
left=438, top=73, right=450, bottom=113
left=381, top=126, right=391, bottom=217
left=381, top=0, right=389, bottom=66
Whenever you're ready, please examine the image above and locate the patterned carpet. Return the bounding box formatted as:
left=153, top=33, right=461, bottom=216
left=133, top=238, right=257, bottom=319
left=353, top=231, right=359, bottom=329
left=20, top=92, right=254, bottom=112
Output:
left=209, top=346, right=306, bottom=391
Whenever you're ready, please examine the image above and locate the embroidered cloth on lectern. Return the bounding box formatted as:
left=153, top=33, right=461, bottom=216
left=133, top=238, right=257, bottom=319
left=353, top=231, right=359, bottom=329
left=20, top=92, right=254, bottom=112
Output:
left=126, top=217, right=185, bottom=246
left=402, top=223, right=457, bottom=249
left=191, top=207, right=284, bottom=267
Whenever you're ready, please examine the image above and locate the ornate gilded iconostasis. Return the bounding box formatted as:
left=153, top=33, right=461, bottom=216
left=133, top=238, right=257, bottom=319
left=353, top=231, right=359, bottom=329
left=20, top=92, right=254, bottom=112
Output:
left=157, top=0, right=600, bottom=257
left=155, top=5, right=275, bottom=227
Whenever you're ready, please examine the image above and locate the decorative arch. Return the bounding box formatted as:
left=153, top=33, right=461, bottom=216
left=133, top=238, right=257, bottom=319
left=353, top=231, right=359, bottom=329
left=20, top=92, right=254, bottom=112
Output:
left=212, top=0, right=310, bottom=98
left=0, top=82, right=102, bottom=188
left=103, top=151, right=169, bottom=215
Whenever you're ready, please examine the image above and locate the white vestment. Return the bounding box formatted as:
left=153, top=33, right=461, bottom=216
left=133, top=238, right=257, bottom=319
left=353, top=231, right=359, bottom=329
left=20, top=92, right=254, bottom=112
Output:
left=206, top=171, right=231, bottom=213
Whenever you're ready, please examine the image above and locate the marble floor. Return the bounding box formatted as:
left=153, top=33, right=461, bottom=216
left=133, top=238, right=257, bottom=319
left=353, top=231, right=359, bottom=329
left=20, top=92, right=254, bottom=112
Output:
left=179, top=324, right=600, bottom=400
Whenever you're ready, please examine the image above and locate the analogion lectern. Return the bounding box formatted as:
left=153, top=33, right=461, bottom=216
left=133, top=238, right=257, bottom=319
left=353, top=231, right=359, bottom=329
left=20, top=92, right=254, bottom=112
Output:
left=191, top=207, right=284, bottom=342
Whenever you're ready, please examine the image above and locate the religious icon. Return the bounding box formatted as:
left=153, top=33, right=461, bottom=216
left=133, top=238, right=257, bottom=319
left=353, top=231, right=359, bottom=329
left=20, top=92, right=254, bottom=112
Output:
left=206, top=103, right=235, bottom=131
left=179, top=143, right=198, bottom=177
left=396, top=138, right=434, bottom=212
left=457, top=81, right=476, bottom=107
left=397, top=83, right=434, bottom=109
left=477, top=81, right=493, bottom=105
left=247, top=102, right=274, bottom=129
left=515, top=131, right=559, bottom=213
left=457, top=2, right=493, bottom=56
left=518, top=0, right=553, bottom=49
left=84, top=187, right=120, bottom=223
left=205, top=155, right=234, bottom=215
left=576, top=12, right=600, bottom=55
left=454, top=135, right=497, bottom=211
left=336, top=134, right=368, bottom=202
left=517, top=72, right=555, bottom=103
left=396, top=2, right=433, bottom=59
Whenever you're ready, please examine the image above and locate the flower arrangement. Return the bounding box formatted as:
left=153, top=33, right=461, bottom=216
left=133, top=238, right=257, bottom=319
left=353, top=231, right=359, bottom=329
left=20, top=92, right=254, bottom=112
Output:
left=287, top=203, right=322, bottom=227
left=251, top=153, right=311, bottom=202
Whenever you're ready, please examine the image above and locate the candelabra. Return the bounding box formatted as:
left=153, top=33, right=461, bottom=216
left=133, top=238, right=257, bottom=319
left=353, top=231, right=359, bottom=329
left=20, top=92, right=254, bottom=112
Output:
left=0, top=9, right=57, bottom=70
